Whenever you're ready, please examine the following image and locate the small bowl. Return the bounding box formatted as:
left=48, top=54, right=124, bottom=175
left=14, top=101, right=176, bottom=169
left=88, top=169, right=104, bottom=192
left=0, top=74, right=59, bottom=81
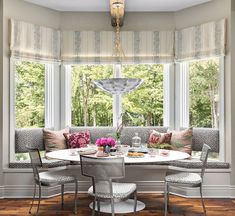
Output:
left=159, top=149, right=170, bottom=156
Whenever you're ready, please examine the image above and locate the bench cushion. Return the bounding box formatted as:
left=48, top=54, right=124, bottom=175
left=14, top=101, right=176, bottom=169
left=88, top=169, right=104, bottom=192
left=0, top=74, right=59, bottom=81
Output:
left=15, top=128, right=44, bottom=153
left=170, top=159, right=229, bottom=169
left=191, top=128, right=219, bottom=153
left=9, top=158, right=70, bottom=169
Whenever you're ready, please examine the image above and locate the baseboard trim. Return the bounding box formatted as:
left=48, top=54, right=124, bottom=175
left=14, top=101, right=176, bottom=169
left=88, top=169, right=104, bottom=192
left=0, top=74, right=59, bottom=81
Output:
left=2, top=182, right=235, bottom=198
left=0, top=186, right=4, bottom=199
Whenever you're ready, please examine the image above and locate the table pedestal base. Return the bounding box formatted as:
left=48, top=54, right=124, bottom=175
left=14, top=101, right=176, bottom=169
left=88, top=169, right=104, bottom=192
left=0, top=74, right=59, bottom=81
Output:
left=89, top=199, right=145, bottom=213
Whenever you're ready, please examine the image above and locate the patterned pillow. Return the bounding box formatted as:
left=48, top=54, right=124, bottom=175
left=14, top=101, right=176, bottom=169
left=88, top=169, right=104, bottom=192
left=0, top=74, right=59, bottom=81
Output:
left=169, top=128, right=193, bottom=155
left=148, top=130, right=172, bottom=147
left=64, top=131, right=90, bottom=148
left=43, top=128, right=69, bottom=153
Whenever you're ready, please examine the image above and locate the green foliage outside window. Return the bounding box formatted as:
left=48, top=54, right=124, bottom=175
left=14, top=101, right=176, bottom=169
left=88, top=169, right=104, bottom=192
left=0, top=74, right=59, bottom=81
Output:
left=189, top=59, right=219, bottom=128
left=15, top=61, right=45, bottom=128
left=122, top=64, right=164, bottom=126
left=71, top=65, right=113, bottom=126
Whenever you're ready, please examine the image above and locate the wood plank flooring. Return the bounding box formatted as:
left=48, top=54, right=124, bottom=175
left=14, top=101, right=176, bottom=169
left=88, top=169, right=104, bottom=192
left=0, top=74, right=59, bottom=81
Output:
left=0, top=193, right=235, bottom=216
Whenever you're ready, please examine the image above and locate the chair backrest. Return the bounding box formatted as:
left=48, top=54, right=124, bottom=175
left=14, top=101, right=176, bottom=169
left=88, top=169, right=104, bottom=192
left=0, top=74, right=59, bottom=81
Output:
left=26, top=146, right=43, bottom=182
left=80, top=155, right=125, bottom=195
left=200, top=144, right=211, bottom=179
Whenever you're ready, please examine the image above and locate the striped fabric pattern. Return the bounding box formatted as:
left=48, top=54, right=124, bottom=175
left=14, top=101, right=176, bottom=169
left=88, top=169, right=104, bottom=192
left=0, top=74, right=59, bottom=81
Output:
left=175, top=19, right=226, bottom=61
left=10, top=19, right=61, bottom=62
left=61, top=30, right=174, bottom=64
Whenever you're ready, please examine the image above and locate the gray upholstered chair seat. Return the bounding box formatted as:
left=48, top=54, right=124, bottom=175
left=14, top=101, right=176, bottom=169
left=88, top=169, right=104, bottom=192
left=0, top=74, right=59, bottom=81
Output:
left=165, top=172, right=202, bottom=185
left=88, top=182, right=137, bottom=199
left=39, top=169, right=76, bottom=186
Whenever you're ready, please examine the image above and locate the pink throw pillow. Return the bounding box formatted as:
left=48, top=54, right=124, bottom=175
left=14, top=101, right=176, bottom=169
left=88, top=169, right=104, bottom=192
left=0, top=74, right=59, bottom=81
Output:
left=64, top=131, right=90, bottom=148
left=148, top=130, right=172, bottom=144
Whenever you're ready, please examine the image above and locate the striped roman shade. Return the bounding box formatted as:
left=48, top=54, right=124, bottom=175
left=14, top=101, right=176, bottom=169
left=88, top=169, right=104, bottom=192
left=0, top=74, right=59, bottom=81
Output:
left=175, top=19, right=226, bottom=61
left=61, top=30, right=174, bottom=64
left=10, top=19, right=61, bottom=62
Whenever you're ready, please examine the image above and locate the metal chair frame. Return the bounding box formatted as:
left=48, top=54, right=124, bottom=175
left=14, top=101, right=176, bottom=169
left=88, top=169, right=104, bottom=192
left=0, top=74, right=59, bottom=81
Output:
left=27, top=147, right=78, bottom=215
left=80, top=155, right=137, bottom=216
left=164, top=144, right=211, bottom=216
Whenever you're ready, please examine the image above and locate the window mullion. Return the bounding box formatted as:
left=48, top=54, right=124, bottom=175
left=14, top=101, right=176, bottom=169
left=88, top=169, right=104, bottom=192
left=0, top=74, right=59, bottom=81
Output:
left=219, top=56, right=225, bottom=161
left=9, top=58, right=16, bottom=162
left=180, top=62, right=189, bottom=128
left=113, top=64, right=122, bottom=127
left=45, top=64, right=55, bottom=129
left=61, top=65, right=72, bottom=128
left=163, top=64, right=175, bottom=129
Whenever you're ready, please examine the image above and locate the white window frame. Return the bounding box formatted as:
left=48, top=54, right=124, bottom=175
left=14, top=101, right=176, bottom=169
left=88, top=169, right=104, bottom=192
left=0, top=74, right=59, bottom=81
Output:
left=10, top=58, right=58, bottom=161
left=63, top=63, right=171, bottom=128
left=176, top=57, right=225, bottom=161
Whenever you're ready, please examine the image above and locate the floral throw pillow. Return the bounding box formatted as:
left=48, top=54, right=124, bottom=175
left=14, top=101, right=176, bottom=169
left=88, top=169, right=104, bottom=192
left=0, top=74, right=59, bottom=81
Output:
left=43, top=128, right=69, bottom=154
left=148, top=130, right=172, bottom=148
left=64, top=131, right=90, bottom=148
left=169, top=128, right=193, bottom=155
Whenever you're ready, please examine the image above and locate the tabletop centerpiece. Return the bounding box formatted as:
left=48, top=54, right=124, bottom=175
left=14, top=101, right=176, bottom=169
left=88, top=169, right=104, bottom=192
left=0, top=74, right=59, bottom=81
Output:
left=95, top=137, right=116, bottom=154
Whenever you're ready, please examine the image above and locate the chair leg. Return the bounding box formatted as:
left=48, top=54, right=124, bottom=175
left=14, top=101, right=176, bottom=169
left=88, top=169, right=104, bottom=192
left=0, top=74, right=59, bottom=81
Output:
left=133, top=190, right=137, bottom=215
left=74, top=181, right=78, bottom=214
left=164, top=182, right=168, bottom=216
left=61, top=184, right=64, bottom=209
left=36, top=183, right=42, bottom=216
left=200, top=185, right=206, bottom=215
left=111, top=198, right=115, bottom=216
left=97, top=200, right=100, bottom=215
left=92, top=197, right=96, bottom=216
left=29, top=183, right=37, bottom=214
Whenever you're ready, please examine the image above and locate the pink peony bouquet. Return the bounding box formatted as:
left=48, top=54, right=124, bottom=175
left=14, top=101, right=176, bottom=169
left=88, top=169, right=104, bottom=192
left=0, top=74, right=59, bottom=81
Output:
left=95, top=137, right=116, bottom=147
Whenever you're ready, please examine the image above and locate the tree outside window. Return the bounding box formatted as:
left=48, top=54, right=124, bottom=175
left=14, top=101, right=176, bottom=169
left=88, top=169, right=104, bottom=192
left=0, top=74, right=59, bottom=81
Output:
left=71, top=65, right=113, bottom=127
left=122, top=64, right=164, bottom=126
left=15, top=61, right=45, bottom=128
left=189, top=58, right=219, bottom=128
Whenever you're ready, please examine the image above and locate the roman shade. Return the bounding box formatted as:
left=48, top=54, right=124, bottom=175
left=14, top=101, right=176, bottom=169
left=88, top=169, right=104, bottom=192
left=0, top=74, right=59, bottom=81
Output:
left=9, top=18, right=226, bottom=64
left=175, top=19, right=226, bottom=61
left=61, top=30, right=174, bottom=64
left=10, top=19, right=61, bottom=62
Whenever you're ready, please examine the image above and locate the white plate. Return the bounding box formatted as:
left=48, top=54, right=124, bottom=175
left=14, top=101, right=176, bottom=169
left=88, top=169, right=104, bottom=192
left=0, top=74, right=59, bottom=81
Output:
left=77, top=148, right=97, bottom=155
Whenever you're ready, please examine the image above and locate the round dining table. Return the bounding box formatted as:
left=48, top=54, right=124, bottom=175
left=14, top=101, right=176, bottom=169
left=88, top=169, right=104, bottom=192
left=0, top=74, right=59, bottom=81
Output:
left=46, top=147, right=190, bottom=214
left=46, top=148, right=189, bottom=164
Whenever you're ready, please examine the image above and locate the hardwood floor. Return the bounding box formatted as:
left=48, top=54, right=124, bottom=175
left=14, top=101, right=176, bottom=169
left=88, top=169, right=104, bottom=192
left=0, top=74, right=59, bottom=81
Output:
left=0, top=193, right=234, bottom=216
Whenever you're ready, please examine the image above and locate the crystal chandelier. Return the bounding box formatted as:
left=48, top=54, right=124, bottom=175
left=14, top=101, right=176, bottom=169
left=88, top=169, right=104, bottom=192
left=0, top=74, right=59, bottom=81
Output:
left=93, top=0, right=143, bottom=95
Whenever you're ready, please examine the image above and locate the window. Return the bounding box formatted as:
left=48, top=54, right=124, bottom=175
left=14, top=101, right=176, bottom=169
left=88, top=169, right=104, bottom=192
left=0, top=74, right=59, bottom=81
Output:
left=13, top=60, right=53, bottom=161
left=71, top=65, right=113, bottom=126
left=179, top=57, right=222, bottom=159
left=189, top=58, right=220, bottom=128
left=15, top=61, right=45, bottom=128
left=122, top=64, right=164, bottom=126
left=69, top=64, right=166, bottom=127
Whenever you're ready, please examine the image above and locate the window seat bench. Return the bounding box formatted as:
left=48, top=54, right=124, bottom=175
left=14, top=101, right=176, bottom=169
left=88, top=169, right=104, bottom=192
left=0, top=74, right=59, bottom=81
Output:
left=10, top=127, right=229, bottom=170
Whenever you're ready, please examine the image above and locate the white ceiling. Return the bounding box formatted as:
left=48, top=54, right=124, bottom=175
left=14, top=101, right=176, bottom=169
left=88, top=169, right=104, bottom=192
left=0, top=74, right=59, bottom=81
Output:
left=24, top=0, right=212, bottom=12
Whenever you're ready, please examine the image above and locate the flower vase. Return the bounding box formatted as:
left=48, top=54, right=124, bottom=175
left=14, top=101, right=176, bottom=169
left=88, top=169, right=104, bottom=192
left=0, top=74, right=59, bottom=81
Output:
left=115, top=138, right=121, bottom=146
left=104, top=145, right=111, bottom=154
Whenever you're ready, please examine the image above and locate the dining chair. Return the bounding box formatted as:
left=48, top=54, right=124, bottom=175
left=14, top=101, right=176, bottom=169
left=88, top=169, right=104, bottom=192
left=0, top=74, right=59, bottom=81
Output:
left=164, top=144, right=211, bottom=216
left=80, top=155, right=137, bottom=216
left=27, top=146, right=79, bottom=215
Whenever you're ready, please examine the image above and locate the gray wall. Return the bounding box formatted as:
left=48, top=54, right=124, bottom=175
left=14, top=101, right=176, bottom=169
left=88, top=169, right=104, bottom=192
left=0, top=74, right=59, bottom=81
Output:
left=0, top=0, right=234, bottom=194
left=60, top=12, right=175, bottom=31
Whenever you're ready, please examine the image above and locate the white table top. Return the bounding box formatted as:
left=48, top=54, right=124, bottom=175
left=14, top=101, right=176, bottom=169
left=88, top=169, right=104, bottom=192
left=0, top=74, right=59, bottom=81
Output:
left=46, top=148, right=190, bottom=164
